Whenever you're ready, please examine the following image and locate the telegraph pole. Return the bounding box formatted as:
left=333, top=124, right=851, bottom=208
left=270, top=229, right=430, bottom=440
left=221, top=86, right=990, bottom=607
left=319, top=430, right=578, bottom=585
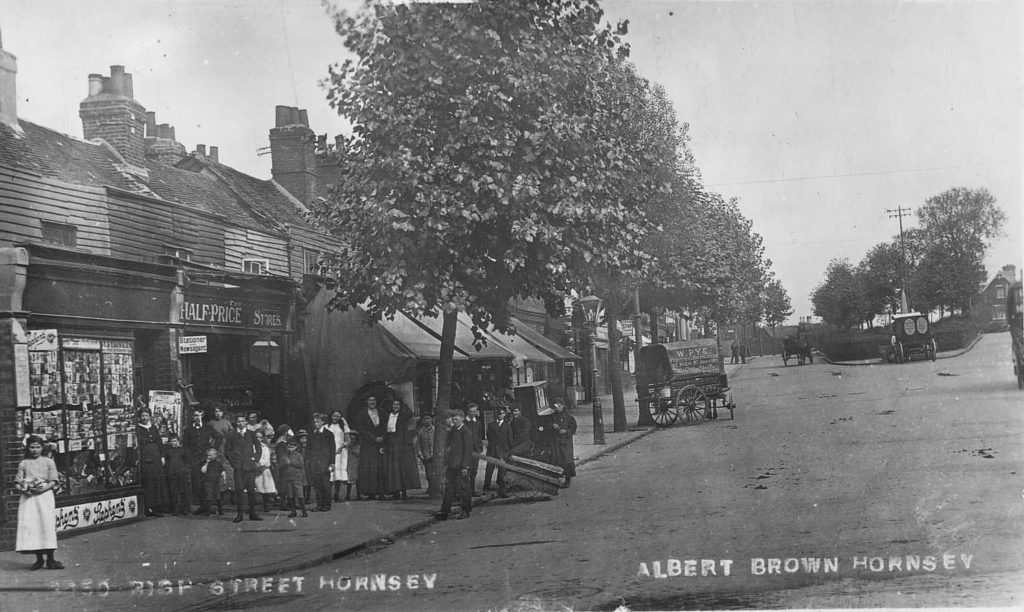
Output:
left=886, top=206, right=912, bottom=313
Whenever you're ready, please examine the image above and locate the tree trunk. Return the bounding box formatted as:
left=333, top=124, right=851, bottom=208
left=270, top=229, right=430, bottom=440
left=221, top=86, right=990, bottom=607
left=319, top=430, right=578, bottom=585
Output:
left=430, top=310, right=459, bottom=500
left=634, top=289, right=654, bottom=426
left=607, top=308, right=627, bottom=432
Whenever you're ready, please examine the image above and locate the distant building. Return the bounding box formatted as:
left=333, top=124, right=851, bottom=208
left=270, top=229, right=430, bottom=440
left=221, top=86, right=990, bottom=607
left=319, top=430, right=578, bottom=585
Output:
left=979, top=265, right=1020, bottom=324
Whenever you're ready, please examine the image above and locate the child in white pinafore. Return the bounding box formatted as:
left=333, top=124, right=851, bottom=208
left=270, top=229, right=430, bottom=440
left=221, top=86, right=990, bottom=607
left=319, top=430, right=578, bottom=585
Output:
left=16, top=435, right=64, bottom=570
left=253, top=430, right=277, bottom=512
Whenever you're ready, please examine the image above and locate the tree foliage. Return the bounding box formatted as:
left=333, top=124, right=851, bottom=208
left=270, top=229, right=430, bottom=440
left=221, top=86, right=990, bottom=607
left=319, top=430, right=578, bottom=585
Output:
left=761, top=276, right=793, bottom=329
left=811, top=259, right=864, bottom=330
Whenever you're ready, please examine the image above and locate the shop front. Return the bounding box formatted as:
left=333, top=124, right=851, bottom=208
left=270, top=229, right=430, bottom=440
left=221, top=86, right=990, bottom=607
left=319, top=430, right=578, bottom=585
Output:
left=1, top=245, right=180, bottom=544
left=177, top=271, right=295, bottom=428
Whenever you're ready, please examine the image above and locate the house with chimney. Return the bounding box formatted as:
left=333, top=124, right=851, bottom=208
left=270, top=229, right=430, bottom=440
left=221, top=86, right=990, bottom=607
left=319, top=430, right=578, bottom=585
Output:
left=0, top=31, right=348, bottom=544
left=979, top=265, right=1020, bottom=326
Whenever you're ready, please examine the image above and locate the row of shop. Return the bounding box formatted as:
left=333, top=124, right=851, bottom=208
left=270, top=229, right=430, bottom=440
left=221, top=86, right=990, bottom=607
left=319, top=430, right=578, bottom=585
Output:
left=1, top=245, right=584, bottom=541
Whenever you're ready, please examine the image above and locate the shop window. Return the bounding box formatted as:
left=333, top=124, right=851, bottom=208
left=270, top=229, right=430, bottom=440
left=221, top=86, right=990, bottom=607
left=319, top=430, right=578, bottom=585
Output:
left=20, top=332, right=138, bottom=498
left=250, top=340, right=281, bottom=374
left=40, top=220, right=78, bottom=247
left=243, top=257, right=270, bottom=275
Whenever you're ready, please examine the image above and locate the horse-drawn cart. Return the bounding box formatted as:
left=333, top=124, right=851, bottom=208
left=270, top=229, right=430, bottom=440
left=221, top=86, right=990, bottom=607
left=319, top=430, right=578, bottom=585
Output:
left=889, top=312, right=936, bottom=363
left=782, top=322, right=814, bottom=365
left=637, top=338, right=735, bottom=427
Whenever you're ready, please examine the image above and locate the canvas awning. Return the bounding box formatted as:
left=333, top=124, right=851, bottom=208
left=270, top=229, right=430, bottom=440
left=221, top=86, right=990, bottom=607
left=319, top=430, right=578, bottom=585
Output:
left=484, top=325, right=555, bottom=368
left=376, top=311, right=470, bottom=361
left=409, top=312, right=515, bottom=361
left=508, top=317, right=580, bottom=361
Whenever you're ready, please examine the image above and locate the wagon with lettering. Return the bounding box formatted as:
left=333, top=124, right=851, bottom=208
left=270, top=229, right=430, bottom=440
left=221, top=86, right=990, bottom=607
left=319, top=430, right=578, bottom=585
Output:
left=637, top=338, right=735, bottom=427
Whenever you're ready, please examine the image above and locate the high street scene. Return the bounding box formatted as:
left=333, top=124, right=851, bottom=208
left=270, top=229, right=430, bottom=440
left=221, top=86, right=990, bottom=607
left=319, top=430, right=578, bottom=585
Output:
left=0, top=1, right=1021, bottom=611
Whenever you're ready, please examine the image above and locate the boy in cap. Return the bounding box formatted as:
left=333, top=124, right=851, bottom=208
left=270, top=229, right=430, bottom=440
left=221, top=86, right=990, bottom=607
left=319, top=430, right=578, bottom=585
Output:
left=277, top=436, right=308, bottom=518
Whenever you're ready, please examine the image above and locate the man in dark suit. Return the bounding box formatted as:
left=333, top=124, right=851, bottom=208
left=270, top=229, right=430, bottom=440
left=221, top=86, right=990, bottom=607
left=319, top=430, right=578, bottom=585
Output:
left=306, top=412, right=336, bottom=511
left=181, top=407, right=210, bottom=510
left=464, top=403, right=485, bottom=496
left=482, top=407, right=511, bottom=497
left=224, top=414, right=262, bottom=522
left=436, top=409, right=474, bottom=520
left=509, top=405, right=533, bottom=456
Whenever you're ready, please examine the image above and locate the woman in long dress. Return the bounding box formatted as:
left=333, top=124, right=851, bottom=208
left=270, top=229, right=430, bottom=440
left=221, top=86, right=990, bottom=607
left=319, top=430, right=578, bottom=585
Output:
left=382, top=400, right=420, bottom=501
left=353, top=396, right=385, bottom=500
left=16, top=435, right=64, bottom=570
left=326, top=410, right=352, bottom=501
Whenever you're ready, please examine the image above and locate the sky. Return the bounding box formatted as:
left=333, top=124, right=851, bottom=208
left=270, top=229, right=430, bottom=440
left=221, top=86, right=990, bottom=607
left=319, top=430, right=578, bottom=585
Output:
left=0, top=0, right=1020, bottom=323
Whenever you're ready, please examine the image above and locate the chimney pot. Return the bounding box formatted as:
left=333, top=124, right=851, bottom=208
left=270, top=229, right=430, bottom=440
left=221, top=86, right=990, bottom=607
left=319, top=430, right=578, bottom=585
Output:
left=196, top=144, right=206, bottom=156
left=287, top=107, right=299, bottom=125
left=88, top=74, right=104, bottom=97
left=275, top=105, right=290, bottom=127
left=146, top=111, right=157, bottom=137
left=335, top=135, right=345, bottom=150
left=209, top=146, right=219, bottom=163
left=110, top=65, right=125, bottom=96
left=299, top=109, right=309, bottom=127
left=123, top=73, right=134, bottom=98
left=168, top=125, right=175, bottom=141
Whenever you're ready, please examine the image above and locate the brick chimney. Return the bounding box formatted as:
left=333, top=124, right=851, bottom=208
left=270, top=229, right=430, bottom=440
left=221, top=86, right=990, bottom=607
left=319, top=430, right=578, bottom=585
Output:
left=1002, top=264, right=1018, bottom=282
left=79, top=65, right=147, bottom=166
left=143, top=110, right=187, bottom=165
left=0, top=27, right=19, bottom=132
left=269, top=105, right=316, bottom=205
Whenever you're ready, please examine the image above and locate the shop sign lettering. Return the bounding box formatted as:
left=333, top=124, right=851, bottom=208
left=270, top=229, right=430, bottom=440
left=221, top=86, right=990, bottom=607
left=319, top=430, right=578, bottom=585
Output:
left=27, top=329, right=59, bottom=351
left=178, top=335, right=208, bottom=354
left=181, top=299, right=284, bottom=330
left=55, top=496, right=138, bottom=533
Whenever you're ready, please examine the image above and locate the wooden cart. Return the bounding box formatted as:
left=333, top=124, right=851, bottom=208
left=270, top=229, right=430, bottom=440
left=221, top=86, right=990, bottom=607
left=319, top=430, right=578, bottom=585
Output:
left=637, top=339, right=735, bottom=427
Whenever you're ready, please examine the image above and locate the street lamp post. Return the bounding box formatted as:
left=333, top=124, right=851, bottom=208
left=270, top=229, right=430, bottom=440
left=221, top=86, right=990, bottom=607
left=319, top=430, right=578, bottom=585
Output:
left=580, top=295, right=605, bottom=445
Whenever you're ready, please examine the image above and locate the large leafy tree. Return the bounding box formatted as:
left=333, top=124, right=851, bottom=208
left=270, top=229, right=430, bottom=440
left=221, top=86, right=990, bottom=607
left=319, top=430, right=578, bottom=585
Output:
left=761, top=276, right=793, bottom=330
left=856, top=241, right=902, bottom=324
left=315, top=0, right=647, bottom=492
left=811, top=259, right=865, bottom=331
left=912, top=187, right=1005, bottom=315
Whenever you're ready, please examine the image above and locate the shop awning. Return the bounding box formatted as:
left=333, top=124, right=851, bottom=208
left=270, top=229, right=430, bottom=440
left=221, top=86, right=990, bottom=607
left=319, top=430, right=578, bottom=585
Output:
left=375, top=312, right=470, bottom=361
left=410, top=312, right=515, bottom=361
left=508, top=317, right=580, bottom=361
left=484, top=325, right=555, bottom=368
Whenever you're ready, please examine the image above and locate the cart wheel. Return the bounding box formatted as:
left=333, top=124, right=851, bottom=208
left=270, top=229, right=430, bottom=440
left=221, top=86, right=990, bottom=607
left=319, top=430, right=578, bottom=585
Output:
left=676, top=385, right=707, bottom=426
left=651, top=397, right=679, bottom=427
left=503, top=474, right=543, bottom=500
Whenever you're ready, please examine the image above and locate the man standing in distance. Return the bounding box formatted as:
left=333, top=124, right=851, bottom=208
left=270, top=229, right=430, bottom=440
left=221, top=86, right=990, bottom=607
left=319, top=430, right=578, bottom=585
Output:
left=225, top=414, right=262, bottom=523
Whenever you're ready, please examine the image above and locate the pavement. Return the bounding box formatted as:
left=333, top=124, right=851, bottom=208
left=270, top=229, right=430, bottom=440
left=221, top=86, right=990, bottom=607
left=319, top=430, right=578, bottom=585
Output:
left=0, top=363, right=746, bottom=593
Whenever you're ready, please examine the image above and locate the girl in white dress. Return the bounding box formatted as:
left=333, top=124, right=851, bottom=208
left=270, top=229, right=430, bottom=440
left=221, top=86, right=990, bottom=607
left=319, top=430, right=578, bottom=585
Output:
left=16, top=435, right=63, bottom=570
left=327, top=410, right=352, bottom=501
left=253, top=430, right=277, bottom=512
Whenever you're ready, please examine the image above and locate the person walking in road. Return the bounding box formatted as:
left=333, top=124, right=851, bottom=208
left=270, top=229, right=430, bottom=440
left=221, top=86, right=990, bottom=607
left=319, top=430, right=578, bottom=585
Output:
left=414, top=415, right=436, bottom=497
left=464, top=403, right=485, bottom=496
left=730, top=342, right=739, bottom=365
left=15, top=435, right=63, bottom=570
left=436, top=409, right=475, bottom=520
left=327, top=410, right=352, bottom=502
left=482, top=407, right=512, bottom=497
left=550, top=401, right=577, bottom=487
left=354, top=396, right=386, bottom=500
left=307, top=412, right=336, bottom=511
left=225, top=414, right=262, bottom=523
left=136, top=407, right=167, bottom=517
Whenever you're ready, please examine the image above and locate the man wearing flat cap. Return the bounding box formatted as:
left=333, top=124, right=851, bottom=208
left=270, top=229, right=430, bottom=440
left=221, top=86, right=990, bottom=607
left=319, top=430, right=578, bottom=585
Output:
left=436, top=409, right=474, bottom=520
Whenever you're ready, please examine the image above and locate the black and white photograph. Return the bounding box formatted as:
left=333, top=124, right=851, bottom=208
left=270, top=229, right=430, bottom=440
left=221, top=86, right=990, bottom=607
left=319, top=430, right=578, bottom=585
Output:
left=0, top=0, right=1021, bottom=610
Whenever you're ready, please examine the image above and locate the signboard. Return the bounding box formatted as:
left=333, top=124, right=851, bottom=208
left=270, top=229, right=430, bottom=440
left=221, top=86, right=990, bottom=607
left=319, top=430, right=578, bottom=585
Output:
left=178, top=335, right=208, bottom=354
left=180, top=297, right=285, bottom=330
left=148, top=390, right=182, bottom=441
left=55, top=495, right=139, bottom=533
left=63, top=336, right=102, bottom=350
left=665, top=339, right=720, bottom=377
left=27, top=329, right=59, bottom=351
left=14, top=344, right=30, bottom=407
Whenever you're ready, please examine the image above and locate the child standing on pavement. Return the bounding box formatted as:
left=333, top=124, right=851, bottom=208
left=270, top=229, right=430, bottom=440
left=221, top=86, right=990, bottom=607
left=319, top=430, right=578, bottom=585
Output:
left=15, top=435, right=64, bottom=570
left=194, top=448, right=224, bottom=516
left=253, top=430, right=277, bottom=512
left=278, top=437, right=308, bottom=518
left=163, top=434, right=190, bottom=515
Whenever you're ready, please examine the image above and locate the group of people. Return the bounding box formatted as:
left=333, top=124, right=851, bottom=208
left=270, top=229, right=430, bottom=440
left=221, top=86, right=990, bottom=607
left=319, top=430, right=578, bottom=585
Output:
left=135, top=404, right=362, bottom=522
left=730, top=341, right=747, bottom=364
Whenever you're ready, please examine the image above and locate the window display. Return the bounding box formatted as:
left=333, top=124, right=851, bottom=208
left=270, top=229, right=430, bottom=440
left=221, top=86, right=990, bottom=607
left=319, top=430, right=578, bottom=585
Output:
left=22, top=330, right=141, bottom=497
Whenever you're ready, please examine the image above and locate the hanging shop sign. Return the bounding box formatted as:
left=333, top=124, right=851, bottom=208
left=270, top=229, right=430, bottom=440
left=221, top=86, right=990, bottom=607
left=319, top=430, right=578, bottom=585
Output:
left=148, top=390, right=182, bottom=442
left=178, top=335, right=208, bottom=354
left=180, top=297, right=285, bottom=330
left=55, top=494, right=140, bottom=533
left=27, top=329, right=59, bottom=351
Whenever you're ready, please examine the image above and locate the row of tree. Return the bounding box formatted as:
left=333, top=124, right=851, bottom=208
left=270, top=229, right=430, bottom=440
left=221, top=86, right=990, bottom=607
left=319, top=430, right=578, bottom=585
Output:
left=811, top=187, right=1006, bottom=330
left=310, top=0, right=791, bottom=489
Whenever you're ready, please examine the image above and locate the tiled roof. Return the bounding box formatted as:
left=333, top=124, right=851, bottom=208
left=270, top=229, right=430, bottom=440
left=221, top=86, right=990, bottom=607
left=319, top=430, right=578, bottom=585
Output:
left=0, top=120, right=150, bottom=194
left=143, top=161, right=267, bottom=231
left=190, top=158, right=310, bottom=228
